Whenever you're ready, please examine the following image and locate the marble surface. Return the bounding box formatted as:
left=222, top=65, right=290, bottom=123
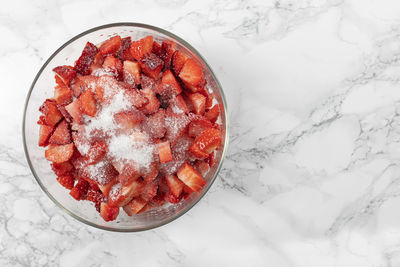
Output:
left=3, top=0, right=400, bottom=266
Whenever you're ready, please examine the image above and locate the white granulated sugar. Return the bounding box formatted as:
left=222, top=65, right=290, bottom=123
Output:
left=86, top=160, right=109, bottom=185
left=92, top=68, right=116, bottom=78
left=165, top=114, right=189, bottom=139
left=108, top=183, right=121, bottom=200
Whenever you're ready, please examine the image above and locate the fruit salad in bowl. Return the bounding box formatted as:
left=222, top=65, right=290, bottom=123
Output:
left=23, top=23, right=228, bottom=231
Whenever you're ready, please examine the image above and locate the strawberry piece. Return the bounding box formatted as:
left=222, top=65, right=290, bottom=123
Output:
left=139, top=53, right=164, bottom=79
left=102, top=55, right=123, bottom=79
left=159, top=41, right=175, bottom=69
left=86, top=141, right=107, bottom=165
left=98, top=178, right=117, bottom=197
left=85, top=188, right=106, bottom=212
left=205, top=104, right=220, bottom=123
left=78, top=89, right=97, bottom=117
left=141, top=88, right=160, bottom=114
left=169, top=95, right=189, bottom=114
left=49, top=120, right=71, bottom=145
left=171, top=50, right=187, bottom=75
left=94, top=75, right=118, bottom=103
left=100, top=202, right=119, bottom=221
left=189, top=128, right=222, bottom=158
left=167, top=192, right=183, bottom=204
left=205, top=151, right=216, bottom=167
left=65, top=99, right=82, bottom=123
left=57, top=175, right=75, bottom=190
left=99, top=35, right=122, bottom=55
left=70, top=75, right=97, bottom=98
left=115, top=162, right=141, bottom=186
left=176, top=162, right=206, bottom=192
left=55, top=75, right=66, bottom=87
left=187, top=93, right=206, bottom=115
left=45, top=143, right=75, bottom=163
left=143, top=109, right=166, bottom=139
left=152, top=41, right=162, bottom=55
left=108, top=180, right=144, bottom=207
left=159, top=135, right=194, bottom=175
left=114, top=110, right=144, bottom=133
left=130, top=35, right=154, bottom=61
left=195, top=160, right=209, bottom=176
left=198, top=88, right=213, bottom=109
left=140, top=180, right=158, bottom=202
left=143, top=162, right=159, bottom=184
left=164, top=110, right=191, bottom=145
left=51, top=161, right=74, bottom=176
left=160, top=69, right=182, bottom=95
left=179, top=59, right=205, bottom=90
left=69, top=178, right=89, bottom=200
left=74, top=42, right=99, bottom=75
left=123, top=60, right=141, bottom=86
left=165, top=173, right=184, bottom=198
left=53, top=65, right=76, bottom=86
left=39, top=99, right=63, bottom=126
left=188, top=117, right=213, bottom=138
left=158, top=141, right=172, bottom=163
left=54, top=85, right=73, bottom=106
left=123, top=197, right=148, bottom=216
left=38, top=125, right=54, bottom=147
left=118, top=37, right=134, bottom=61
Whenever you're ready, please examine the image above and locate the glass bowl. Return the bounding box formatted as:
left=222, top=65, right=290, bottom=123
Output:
left=22, top=23, right=229, bottom=232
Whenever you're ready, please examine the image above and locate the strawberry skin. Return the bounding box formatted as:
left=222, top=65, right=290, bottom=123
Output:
left=176, top=163, right=206, bottom=192
left=171, top=50, right=187, bottom=75
left=139, top=53, right=164, bottom=79
left=205, top=104, right=220, bottom=123
left=57, top=175, right=75, bottom=190
left=48, top=119, right=71, bottom=145
left=74, top=42, right=99, bottom=75
left=99, top=35, right=122, bottom=56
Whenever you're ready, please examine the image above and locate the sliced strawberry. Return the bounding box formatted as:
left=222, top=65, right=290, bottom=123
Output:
left=108, top=180, right=144, bottom=207
left=189, top=128, right=222, bottom=158
left=100, top=202, right=119, bottom=221
left=102, top=55, right=122, bottom=79
left=39, top=99, right=63, bottom=126
left=57, top=175, right=75, bottom=190
left=205, top=104, right=220, bottom=123
left=65, top=99, right=82, bottom=123
left=69, top=178, right=89, bottom=200
left=45, top=143, right=75, bottom=163
left=78, top=89, right=97, bottom=117
left=141, top=88, right=160, bottom=114
left=38, top=124, right=54, bottom=147
left=142, top=109, right=165, bottom=139
left=123, top=197, right=147, bottom=216
left=99, top=35, right=122, bottom=55
left=49, top=120, right=71, bottom=145
left=158, top=141, right=172, bottom=163
left=117, top=37, right=134, bottom=61
left=123, top=60, right=141, bottom=86
left=165, top=173, right=184, bottom=198
left=176, top=162, right=206, bottom=192
left=140, top=180, right=158, bottom=202
left=179, top=59, right=205, bottom=90
left=188, top=117, right=213, bottom=138
left=139, top=53, right=164, bottom=79
left=171, top=50, right=187, bottom=75
left=195, top=160, right=209, bottom=176
left=74, top=42, right=99, bottom=75
left=53, top=65, right=76, bottom=86
left=130, top=35, right=154, bottom=61
left=51, top=161, right=74, bottom=176
left=160, top=69, right=182, bottom=95
left=86, top=141, right=107, bottom=165
left=187, top=93, right=206, bottom=115
left=114, top=110, right=144, bottom=133
left=54, top=85, right=73, bottom=106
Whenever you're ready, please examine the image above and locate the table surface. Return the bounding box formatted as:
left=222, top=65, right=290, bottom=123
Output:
left=2, top=0, right=400, bottom=266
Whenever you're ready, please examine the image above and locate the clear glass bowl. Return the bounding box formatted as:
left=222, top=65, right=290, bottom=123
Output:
left=22, top=23, right=229, bottom=232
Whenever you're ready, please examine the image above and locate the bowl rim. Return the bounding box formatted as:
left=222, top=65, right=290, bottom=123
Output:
left=22, top=22, right=230, bottom=232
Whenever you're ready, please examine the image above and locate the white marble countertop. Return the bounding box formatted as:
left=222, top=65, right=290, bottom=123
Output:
left=2, top=0, right=400, bottom=266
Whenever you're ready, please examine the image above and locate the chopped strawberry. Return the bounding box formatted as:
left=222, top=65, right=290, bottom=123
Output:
left=159, top=41, right=175, bottom=69
left=51, top=161, right=74, bottom=176
left=49, top=120, right=71, bottom=145
left=65, top=99, right=82, bottom=123
left=45, top=143, right=75, bottom=163
left=143, top=162, right=159, bottom=184
left=99, top=35, right=122, bottom=55
left=102, top=55, right=123, bottom=79
left=160, top=69, right=182, bottom=95
left=152, top=41, right=162, bottom=55
left=38, top=125, right=54, bottom=147
left=69, top=178, right=89, bottom=200
left=165, top=173, right=184, bottom=198
left=164, top=110, right=191, bottom=145
left=167, top=192, right=183, bottom=204
left=141, top=88, right=160, bottom=114
left=74, top=42, right=99, bottom=75
left=55, top=75, right=66, bottom=87
left=53, top=65, right=76, bottom=86
left=98, top=178, right=117, bottom=197
left=205, top=104, right=220, bottom=123
left=140, top=180, right=158, bottom=202
left=100, top=202, right=119, bottom=221
left=114, top=110, right=144, bottom=133
left=123, top=60, right=141, bottom=86
left=189, top=128, right=222, bottom=158
left=158, top=141, right=172, bottom=163
left=108, top=180, right=144, bottom=207
left=39, top=99, right=63, bottom=126
left=78, top=89, right=97, bottom=117
left=179, top=59, right=205, bottom=90
left=85, top=188, right=106, bottom=212
left=188, top=116, right=213, bottom=137
left=141, top=75, right=157, bottom=91
left=188, top=142, right=209, bottom=159
left=117, top=37, right=134, bottom=61
left=115, top=162, right=141, bottom=186
left=139, top=53, right=164, bottom=79
left=123, top=197, right=147, bottom=216
left=54, top=85, right=73, bottom=106
left=92, top=52, right=105, bottom=66
left=70, top=75, right=97, bottom=97
left=142, top=109, right=165, bottom=139
left=57, top=175, right=75, bottom=190
left=169, top=94, right=189, bottom=114
left=171, top=50, right=187, bottom=75
left=187, top=93, right=206, bottom=115
left=130, top=35, right=154, bottom=61
left=86, top=141, right=107, bottom=165
left=195, top=160, right=209, bottom=176
left=198, top=88, right=213, bottom=109
left=176, top=162, right=206, bottom=192
left=205, top=151, right=216, bottom=167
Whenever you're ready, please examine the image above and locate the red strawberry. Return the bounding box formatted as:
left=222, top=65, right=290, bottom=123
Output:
left=123, top=197, right=147, bottom=216
left=57, top=175, right=75, bottom=190
left=108, top=180, right=144, bottom=207
left=187, top=93, right=206, bottom=115
left=123, top=60, right=141, bottom=86
left=205, top=104, right=220, bottom=123
left=130, top=35, right=154, bottom=61
left=188, top=117, right=213, bottom=138
left=169, top=95, right=189, bottom=114
left=195, top=160, right=209, bottom=176
left=78, top=89, right=97, bottom=117
left=65, top=99, right=82, bottom=123
left=118, top=37, right=134, bottom=61
left=99, top=35, right=122, bottom=55
left=165, top=173, right=184, bottom=198
left=140, top=180, right=158, bottom=202
left=167, top=192, right=183, bottom=204
left=115, top=162, right=141, bottom=186
left=139, top=53, right=164, bottom=79
left=54, top=85, right=73, bottom=106
left=143, top=109, right=166, bottom=139
left=189, top=128, right=222, bottom=158
left=51, top=161, right=74, bottom=176
left=55, top=75, right=66, bottom=87
left=86, top=141, right=107, bottom=165
left=158, top=141, right=172, bottom=163
left=53, top=65, right=76, bottom=86
left=100, top=202, right=119, bottom=221
left=164, top=109, right=191, bottom=145
left=94, top=75, right=118, bottom=103
left=69, top=178, right=89, bottom=200
left=74, top=42, right=99, bottom=75
left=159, top=41, right=175, bottom=69
left=114, top=111, right=144, bottom=133
left=39, top=99, right=63, bottom=126
left=85, top=188, right=106, bottom=212
left=171, top=50, right=187, bottom=75
left=160, top=69, right=182, bottom=95
left=141, top=75, right=157, bottom=91
left=98, top=178, right=118, bottom=197
left=152, top=41, right=162, bottom=55
left=102, top=55, right=123, bottom=79
left=141, top=88, right=160, bottom=115
left=143, top=162, right=159, bottom=184
left=198, top=88, right=213, bottom=109
left=179, top=59, right=205, bottom=90
left=38, top=125, right=54, bottom=147
left=48, top=120, right=71, bottom=145
left=45, top=143, right=75, bottom=163
left=70, top=75, right=97, bottom=98
left=176, top=162, right=206, bottom=192
left=205, top=151, right=215, bottom=167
